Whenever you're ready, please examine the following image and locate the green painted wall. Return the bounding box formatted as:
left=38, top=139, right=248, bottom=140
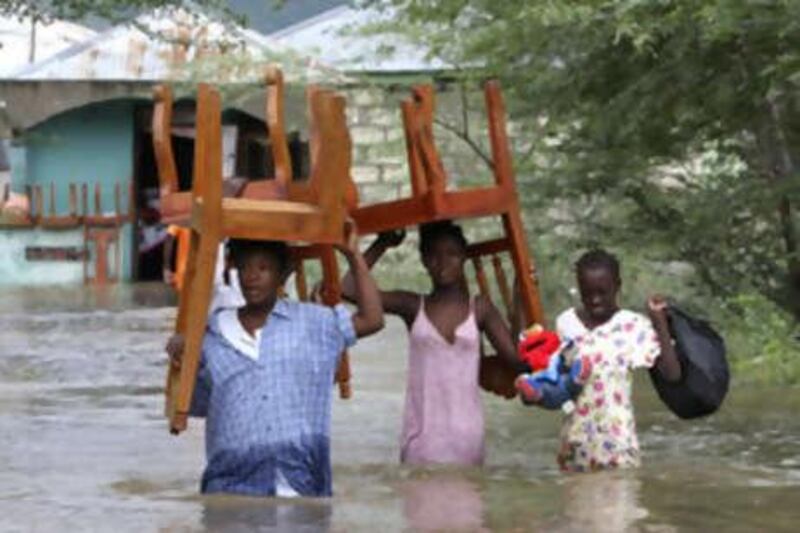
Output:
left=2, top=100, right=137, bottom=284
left=0, top=229, right=85, bottom=285
left=24, top=100, right=134, bottom=215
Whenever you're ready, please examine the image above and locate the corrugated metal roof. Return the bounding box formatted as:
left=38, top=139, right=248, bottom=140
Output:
left=8, top=7, right=347, bottom=84
left=270, top=5, right=449, bottom=73
left=0, top=17, right=97, bottom=77
left=227, top=0, right=347, bottom=35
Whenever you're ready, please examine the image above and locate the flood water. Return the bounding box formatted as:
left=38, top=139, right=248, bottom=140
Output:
left=0, top=284, right=798, bottom=532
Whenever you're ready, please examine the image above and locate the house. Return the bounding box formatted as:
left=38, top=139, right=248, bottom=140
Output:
left=0, top=2, right=476, bottom=287
left=268, top=3, right=449, bottom=75
left=0, top=6, right=345, bottom=286
left=0, top=16, right=97, bottom=77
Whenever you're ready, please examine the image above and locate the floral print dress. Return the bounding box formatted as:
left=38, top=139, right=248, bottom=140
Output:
left=555, top=308, right=660, bottom=472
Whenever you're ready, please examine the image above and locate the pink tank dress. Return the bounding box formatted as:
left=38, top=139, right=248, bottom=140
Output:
left=400, top=296, right=485, bottom=465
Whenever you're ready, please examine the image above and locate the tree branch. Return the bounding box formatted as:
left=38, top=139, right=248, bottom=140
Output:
left=433, top=117, right=494, bottom=169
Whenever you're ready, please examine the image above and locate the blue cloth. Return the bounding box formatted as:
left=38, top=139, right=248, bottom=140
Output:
left=521, top=340, right=585, bottom=410
left=525, top=363, right=583, bottom=410
left=190, top=298, right=356, bottom=497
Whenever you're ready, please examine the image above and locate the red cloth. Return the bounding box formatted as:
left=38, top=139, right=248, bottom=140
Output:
left=518, top=328, right=561, bottom=371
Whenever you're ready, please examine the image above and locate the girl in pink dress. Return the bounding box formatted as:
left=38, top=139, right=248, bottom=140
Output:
left=343, top=221, right=522, bottom=465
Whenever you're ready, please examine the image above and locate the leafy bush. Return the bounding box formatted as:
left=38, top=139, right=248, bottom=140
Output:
left=718, top=293, right=800, bottom=386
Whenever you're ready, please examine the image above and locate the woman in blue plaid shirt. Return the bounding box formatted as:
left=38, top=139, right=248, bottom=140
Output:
left=166, top=222, right=384, bottom=497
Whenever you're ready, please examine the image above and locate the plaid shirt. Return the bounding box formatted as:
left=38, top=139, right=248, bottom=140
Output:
left=190, top=299, right=356, bottom=497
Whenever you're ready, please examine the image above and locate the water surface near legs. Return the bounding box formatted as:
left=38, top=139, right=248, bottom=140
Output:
left=0, top=284, right=798, bottom=531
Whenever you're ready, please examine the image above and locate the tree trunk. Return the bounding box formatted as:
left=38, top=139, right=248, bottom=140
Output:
left=766, top=95, right=800, bottom=321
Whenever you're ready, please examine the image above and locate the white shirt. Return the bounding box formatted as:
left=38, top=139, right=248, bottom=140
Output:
left=209, top=243, right=245, bottom=314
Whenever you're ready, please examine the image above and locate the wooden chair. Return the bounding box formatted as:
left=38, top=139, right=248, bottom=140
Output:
left=351, top=82, right=544, bottom=397
left=353, top=81, right=544, bottom=325
left=154, top=69, right=355, bottom=404
left=165, top=82, right=351, bottom=434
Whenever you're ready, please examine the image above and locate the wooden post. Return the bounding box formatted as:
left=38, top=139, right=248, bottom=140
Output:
left=49, top=182, right=57, bottom=218
left=94, top=182, right=102, bottom=217
left=33, top=185, right=43, bottom=222
left=68, top=183, right=78, bottom=218
left=82, top=183, right=89, bottom=283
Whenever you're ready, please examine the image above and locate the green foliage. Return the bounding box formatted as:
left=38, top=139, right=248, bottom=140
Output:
left=0, top=0, right=243, bottom=24
left=363, top=0, right=800, bottom=324
left=719, top=293, right=800, bottom=386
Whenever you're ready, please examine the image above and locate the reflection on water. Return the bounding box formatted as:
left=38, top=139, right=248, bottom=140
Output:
left=0, top=284, right=798, bottom=532
left=401, top=474, right=485, bottom=532
left=556, top=472, right=647, bottom=532
left=201, top=496, right=333, bottom=533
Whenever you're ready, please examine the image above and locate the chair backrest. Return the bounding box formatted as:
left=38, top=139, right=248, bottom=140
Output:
left=464, top=238, right=516, bottom=323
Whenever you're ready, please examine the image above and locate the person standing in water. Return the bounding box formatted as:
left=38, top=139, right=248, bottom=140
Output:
left=166, top=222, right=384, bottom=497
left=342, top=220, right=523, bottom=466
left=555, top=248, right=681, bottom=471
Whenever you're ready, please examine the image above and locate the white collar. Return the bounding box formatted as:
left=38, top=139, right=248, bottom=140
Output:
left=558, top=307, right=633, bottom=338
left=218, top=308, right=261, bottom=360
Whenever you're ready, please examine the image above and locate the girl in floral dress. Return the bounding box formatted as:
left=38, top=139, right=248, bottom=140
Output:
left=555, top=249, right=681, bottom=471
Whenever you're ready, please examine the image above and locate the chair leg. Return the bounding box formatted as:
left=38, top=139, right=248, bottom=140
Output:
left=502, top=204, right=545, bottom=327
left=167, top=229, right=219, bottom=433
left=165, top=229, right=193, bottom=419
left=294, top=260, right=308, bottom=300
left=318, top=245, right=351, bottom=399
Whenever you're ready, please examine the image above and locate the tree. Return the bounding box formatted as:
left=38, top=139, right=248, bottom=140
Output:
left=0, top=0, right=237, bottom=22
left=364, top=0, right=800, bottom=321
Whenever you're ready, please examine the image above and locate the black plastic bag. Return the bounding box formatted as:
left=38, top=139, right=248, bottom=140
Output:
left=649, top=305, right=729, bottom=419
